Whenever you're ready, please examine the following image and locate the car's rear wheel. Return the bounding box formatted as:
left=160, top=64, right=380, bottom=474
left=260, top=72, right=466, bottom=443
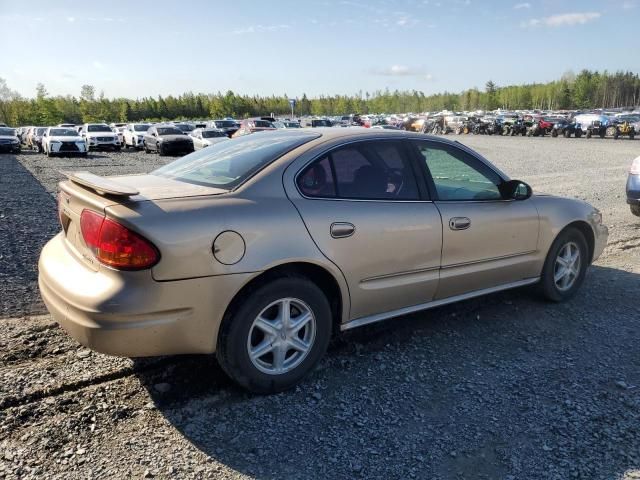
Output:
left=575, top=130, right=582, bottom=138
left=540, top=227, right=588, bottom=302
left=631, top=205, right=640, bottom=217
left=144, top=141, right=150, bottom=154
left=217, top=277, right=332, bottom=394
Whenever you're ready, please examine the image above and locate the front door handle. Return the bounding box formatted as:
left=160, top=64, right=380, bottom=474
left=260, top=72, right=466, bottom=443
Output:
left=330, top=222, right=355, bottom=238
left=449, top=217, right=471, bottom=231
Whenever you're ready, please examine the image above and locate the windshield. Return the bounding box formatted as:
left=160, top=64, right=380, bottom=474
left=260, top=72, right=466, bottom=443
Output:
left=157, top=127, right=183, bottom=135
left=285, top=122, right=301, bottom=128
left=253, top=120, right=273, bottom=128
left=312, top=120, right=332, bottom=127
left=50, top=128, right=78, bottom=136
left=174, top=124, right=194, bottom=132
left=36, top=127, right=46, bottom=135
left=87, top=124, right=111, bottom=132
left=153, top=132, right=319, bottom=189
left=214, top=121, right=236, bottom=128
left=202, top=130, right=226, bottom=138
left=134, top=124, right=151, bottom=132
left=0, top=127, right=15, bottom=136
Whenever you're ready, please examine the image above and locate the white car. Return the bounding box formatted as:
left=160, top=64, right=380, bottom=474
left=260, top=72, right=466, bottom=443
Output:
left=189, top=128, right=230, bottom=150
left=80, top=123, right=120, bottom=151
left=110, top=123, right=127, bottom=146
left=123, top=123, right=151, bottom=149
left=42, top=127, right=87, bottom=157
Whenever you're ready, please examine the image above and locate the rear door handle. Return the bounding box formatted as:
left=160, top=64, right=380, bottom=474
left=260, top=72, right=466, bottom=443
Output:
left=330, top=222, right=355, bottom=238
left=449, top=217, right=471, bottom=231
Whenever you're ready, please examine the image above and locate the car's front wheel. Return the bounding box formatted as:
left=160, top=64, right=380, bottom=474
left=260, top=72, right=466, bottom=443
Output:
left=540, top=227, right=588, bottom=302
left=631, top=204, right=640, bottom=217
left=217, top=277, right=332, bottom=394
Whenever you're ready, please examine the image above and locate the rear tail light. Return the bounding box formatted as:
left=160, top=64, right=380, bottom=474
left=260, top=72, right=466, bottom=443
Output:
left=630, top=156, right=640, bottom=175
left=80, top=209, right=159, bottom=270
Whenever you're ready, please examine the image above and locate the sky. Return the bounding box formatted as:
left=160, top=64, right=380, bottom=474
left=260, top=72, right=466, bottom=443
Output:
left=1, top=0, right=638, bottom=99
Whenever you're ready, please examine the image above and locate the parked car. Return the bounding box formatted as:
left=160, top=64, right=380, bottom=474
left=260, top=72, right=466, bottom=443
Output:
left=0, top=126, right=21, bottom=153
left=190, top=128, right=230, bottom=150
left=57, top=123, right=76, bottom=129
left=574, top=114, right=610, bottom=138
left=31, top=127, right=48, bottom=152
left=110, top=123, right=127, bottom=146
left=301, top=118, right=333, bottom=128
left=206, top=120, right=239, bottom=137
left=173, top=123, right=196, bottom=134
left=550, top=119, right=581, bottom=138
left=272, top=121, right=302, bottom=129
left=627, top=156, right=640, bottom=217
left=42, top=127, right=87, bottom=157
left=143, top=125, right=194, bottom=156
left=232, top=118, right=276, bottom=137
left=38, top=129, right=608, bottom=394
left=123, top=123, right=152, bottom=149
left=81, top=123, right=120, bottom=151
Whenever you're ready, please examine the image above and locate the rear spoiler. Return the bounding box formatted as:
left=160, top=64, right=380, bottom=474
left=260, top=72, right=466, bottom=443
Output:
left=63, top=171, right=139, bottom=197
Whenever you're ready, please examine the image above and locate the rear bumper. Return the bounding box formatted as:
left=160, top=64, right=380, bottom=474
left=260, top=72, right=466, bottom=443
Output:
left=38, top=233, right=253, bottom=357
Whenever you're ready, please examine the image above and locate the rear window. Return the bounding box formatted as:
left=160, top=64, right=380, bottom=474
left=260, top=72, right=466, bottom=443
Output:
left=87, top=124, right=111, bottom=132
left=153, top=131, right=320, bottom=189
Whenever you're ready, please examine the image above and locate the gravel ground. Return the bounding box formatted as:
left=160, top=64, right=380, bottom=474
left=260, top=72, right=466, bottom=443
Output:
left=1, top=136, right=639, bottom=480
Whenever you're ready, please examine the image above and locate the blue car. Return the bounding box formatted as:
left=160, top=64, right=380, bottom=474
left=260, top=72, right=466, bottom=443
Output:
left=628, top=156, right=640, bottom=217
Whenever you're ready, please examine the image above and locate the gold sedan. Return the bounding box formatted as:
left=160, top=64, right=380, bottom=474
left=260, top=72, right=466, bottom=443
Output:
left=39, top=129, right=608, bottom=393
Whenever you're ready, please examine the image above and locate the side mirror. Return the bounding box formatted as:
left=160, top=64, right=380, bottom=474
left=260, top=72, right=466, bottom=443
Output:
left=152, top=132, right=157, bottom=137
left=500, top=179, right=532, bottom=200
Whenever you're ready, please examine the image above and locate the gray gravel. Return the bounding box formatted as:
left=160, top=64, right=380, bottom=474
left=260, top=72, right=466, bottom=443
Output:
left=1, top=136, right=640, bottom=480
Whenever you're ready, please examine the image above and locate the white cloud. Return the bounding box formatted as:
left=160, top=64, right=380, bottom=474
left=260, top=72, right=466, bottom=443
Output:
left=92, top=61, right=105, bottom=70
left=232, top=24, right=291, bottom=35
left=371, top=65, right=432, bottom=78
left=622, top=0, right=636, bottom=9
left=67, top=16, right=75, bottom=22
left=513, top=2, right=530, bottom=9
left=522, top=11, right=601, bottom=28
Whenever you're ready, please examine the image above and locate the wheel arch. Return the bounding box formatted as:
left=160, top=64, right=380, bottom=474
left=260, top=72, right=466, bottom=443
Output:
left=557, top=220, right=595, bottom=264
left=219, top=261, right=347, bottom=342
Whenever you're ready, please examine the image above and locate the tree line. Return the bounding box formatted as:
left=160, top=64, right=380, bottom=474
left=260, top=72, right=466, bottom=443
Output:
left=1, top=69, right=639, bottom=126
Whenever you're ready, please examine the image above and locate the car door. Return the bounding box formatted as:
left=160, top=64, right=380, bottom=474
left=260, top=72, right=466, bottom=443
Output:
left=287, top=139, right=443, bottom=321
left=411, top=140, right=540, bottom=300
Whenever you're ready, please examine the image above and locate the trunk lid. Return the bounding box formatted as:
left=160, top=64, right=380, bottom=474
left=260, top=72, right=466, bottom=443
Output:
left=58, top=173, right=227, bottom=270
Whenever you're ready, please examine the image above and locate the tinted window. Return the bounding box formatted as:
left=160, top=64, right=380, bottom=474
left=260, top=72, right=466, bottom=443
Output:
left=253, top=120, right=273, bottom=128
left=297, top=156, right=336, bottom=198
left=153, top=132, right=320, bottom=189
left=299, top=141, right=419, bottom=200
left=134, top=124, right=150, bottom=131
left=157, top=127, right=183, bottom=135
left=87, top=124, right=111, bottom=132
left=202, top=130, right=226, bottom=138
left=0, top=127, right=15, bottom=136
left=414, top=142, right=502, bottom=201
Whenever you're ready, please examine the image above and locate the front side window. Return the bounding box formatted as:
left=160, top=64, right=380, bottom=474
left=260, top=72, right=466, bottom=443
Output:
left=414, top=142, right=502, bottom=201
left=298, top=141, right=420, bottom=201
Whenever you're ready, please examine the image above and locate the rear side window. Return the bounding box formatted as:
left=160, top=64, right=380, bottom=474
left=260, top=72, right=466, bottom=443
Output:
left=298, top=141, right=420, bottom=201
left=297, top=156, right=336, bottom=198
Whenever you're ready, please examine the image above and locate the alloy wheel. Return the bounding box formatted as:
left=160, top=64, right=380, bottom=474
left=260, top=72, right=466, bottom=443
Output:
left=554, top=241, right=581, bottom=292
left=247, top=298, right=316, bottom=375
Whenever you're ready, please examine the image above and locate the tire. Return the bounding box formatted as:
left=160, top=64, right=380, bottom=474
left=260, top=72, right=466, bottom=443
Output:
left=586, top=130, right=592, bottom=139
left=575, top=130, right=582, bottom=138
left=631, top=204, right=640, bottom=217
left=630, top=132, right=635, bottom=140
left=563, top=130, right=570, bottom=138
left=144, top=142, right=150, bottom=154
left=606, top=126, right=617, bottom=137
left=614, top=130, right=619, bottom=140
left=216, top=276, right=332, bottom=394
left=599, top=129, right=605, bottom=139
left=552, top=129, right=558, bottom=137
left=157, top=144, right=164, bottom=156
left=539, top=227, right=589, bottom=302
left=114, top=145, right=121, bottom=152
